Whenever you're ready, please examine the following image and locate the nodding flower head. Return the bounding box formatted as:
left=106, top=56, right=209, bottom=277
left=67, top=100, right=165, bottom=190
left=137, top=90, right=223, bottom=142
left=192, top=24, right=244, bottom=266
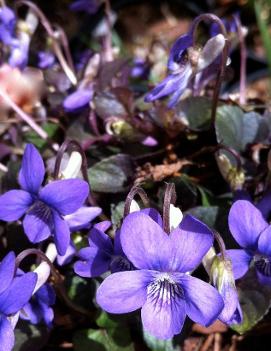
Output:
left=210, top=255, right=242, bottom=325
left=144, top=17, right=227, bottom=108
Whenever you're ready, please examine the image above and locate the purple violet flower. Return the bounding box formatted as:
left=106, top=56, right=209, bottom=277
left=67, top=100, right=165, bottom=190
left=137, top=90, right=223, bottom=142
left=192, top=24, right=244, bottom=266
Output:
left=37, top=51, right=55, bottom=69
left=0, top=144, right=89, bottom=255
left=145, top=29, right=226, bottom=108
left=96, top=211, right=224, bottom=339
left=20, top=283, right=56, bottom=327
left=63, top=87, right=94, bottom=112
left=227, top=200, right=271, bottom=286
left=0, top=252, right=37, bottom=351
left=0, top=6, right=16, bottom=46
left=74, top=220, right=133, bottom=277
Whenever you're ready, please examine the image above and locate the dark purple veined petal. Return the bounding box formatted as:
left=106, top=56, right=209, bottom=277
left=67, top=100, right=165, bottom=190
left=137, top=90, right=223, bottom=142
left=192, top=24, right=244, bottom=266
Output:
left=23, top=202, right=52, bottom=243
left=169, top=215, right=214, bottom=272
left=228, top=200, right=268, bottom=250
left=0, top=315, right=14, bottom=351
left=88, top=226, right=113, bottom=254
left=63, top=88, right=93, bottom=112
left=18, top=144, right=45, bottom=194
left=0, top=272, right=37, bottom=315
left=120, top=212, right=172, bottom=271
left=141, top=272, right=186, bottom=339
left=39, top=179, right=89, bottom=215
left=226, top=249, right=252, bottom=280
left=0, top=190, right=33, bottom=221
left=140, top=208, right=163, bottom=227
left=96, top=270, right=153, bottom=313
left=0, top=6, right=16, bottom=46
left=176, top=274, right=224, bottom=326
left=0, top=252, right=15, bottom=295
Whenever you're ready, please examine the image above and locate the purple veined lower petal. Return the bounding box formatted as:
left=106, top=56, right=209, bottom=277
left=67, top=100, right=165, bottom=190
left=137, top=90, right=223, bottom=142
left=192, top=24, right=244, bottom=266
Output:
left=0, top=272, right=37, bottom=315
left=169, top=215, right=214, bottom=272
left=0, top=190, right=33, bottom=221
left=63, top=88, right=93, bottom=112
left=94, top=220, right=111, bottom=232
left=18, top=144, right=45, bottom=194
left=144, top=73, right=185, bottom=103
left=39, top=179, right=89, bottom=215
left=23, top=202, right=52, bottom=243
left=120, top=212, right=172, bottom=271
left=226, top=249, right=251, bottom=280
left=52, top=210, right=70, bottom=256
left=57, top=242, right=76, bottom=266
left=96, top=270, right=153, bottom=314
left=167, top=32, right=193, bottom=71
left=0, top=252, right=15, bottom=295
left=0, top=315, right=14, bottom=351
left=176, top=274, right=224, bottom=326
left=228, top=200, right=268, bottom=250
left=257, top=191, right=271, bottom=220
left=141, top=273, right=187, bottom=339
left=65, top=206, right=102, bottom=231
left=167, top=64, right=193, bottom=108
left=74, top=247, right=111, bottom=277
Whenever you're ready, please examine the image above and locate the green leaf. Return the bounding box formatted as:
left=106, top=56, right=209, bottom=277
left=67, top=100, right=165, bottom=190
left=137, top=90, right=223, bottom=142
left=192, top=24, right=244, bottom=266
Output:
left=231, top=269, right=271, bottom=334
left=24, top=123, right=58, bottom=148
left=143, top=330, right=181, bottom=351
left=176, top=97, right=212, bottom=130
left=215, top=106, right=269, bottom=152
left=88, top=154, right=134, bottom=193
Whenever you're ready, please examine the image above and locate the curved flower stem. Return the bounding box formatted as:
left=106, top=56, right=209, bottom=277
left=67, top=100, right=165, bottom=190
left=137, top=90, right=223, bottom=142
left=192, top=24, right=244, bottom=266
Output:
left=16, top=1, right=77, bottom=85
left=213, top=230, right=227, bottom=261
left=217, top=144, right=242, bottom=171
left=124, top=185, right=150, bottom=218
left=234, top=15, right=247, bottom=105
left=53, top=23, right=75, bottom=73
left=15, top=247, right=92, bottom=316
left=0, top=88, right=48, bottom=140
left=163, top=183, right=176, bottom=234
left=191, top=13, right=229, bottom=128
left=103, top=0, right=113, bottom=62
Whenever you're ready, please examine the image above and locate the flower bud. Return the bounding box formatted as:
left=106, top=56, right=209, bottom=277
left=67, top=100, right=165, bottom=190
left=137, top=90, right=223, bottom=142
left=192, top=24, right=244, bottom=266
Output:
left=210, top=256, right=242, bottom=325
